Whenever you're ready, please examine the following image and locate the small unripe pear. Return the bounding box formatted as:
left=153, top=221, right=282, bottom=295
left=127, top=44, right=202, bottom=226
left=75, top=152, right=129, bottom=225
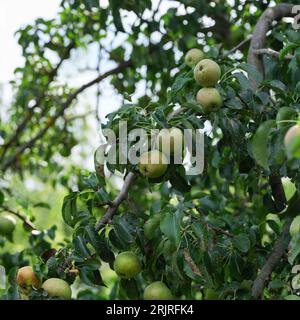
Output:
left=139, top=150, right=168, bottom=178
left=284, top=125, right=300, bottom=157
left=0, top=215, right=16, bottom=235
left=196, top=88, right=222, bottom=113
left=144, top=215, right=161, bottom=239
left=42, top=278, right=72, bottom=300
left=194, top=59, right=221, bottom=87
left=185, top=48, right=204, bottom=67
left=144, top=281, right=173, bottom=300
left=114, top=252, right=142, bottom=279
left=16, top=266, right=41, bottom=289
left=156, top=128, right=183, bottom=156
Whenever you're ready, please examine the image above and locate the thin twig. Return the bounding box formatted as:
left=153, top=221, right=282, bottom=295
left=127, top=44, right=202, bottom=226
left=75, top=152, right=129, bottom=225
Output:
left=95, top=172, right=136, bottom=231
left=253, top=48, right=293, bottom=60
left=0, top=43, right=74, bottom=161
left=0, top=205, right=38, bottom=231
left=1, top=60, right=132, bottom=172
left=183, top=248, right=203, bottom=277
left=223, top=36, right=252, bottom=57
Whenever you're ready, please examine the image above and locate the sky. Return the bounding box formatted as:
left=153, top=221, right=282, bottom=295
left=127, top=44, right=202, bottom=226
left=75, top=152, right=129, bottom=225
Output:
left=0, top=0, right=61, bottom=83
left=0, top=0, right=102, bottom=171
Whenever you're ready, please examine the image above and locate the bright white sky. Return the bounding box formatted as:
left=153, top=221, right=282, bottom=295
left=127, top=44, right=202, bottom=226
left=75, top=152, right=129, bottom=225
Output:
left=0, top=0, right=60, bottom=83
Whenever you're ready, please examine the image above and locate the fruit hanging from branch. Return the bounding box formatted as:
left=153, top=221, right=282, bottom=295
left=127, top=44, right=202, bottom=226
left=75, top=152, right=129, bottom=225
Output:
left=113, top=252, right=142, bottom=279
left=284, top=124, right=300, bottom=158
left=156, top=127, right=183, bottom=156
left=138, top=150, right=168, bottom=178
left=16, top=266, right=41, bottom=291
left=194, top=59, right=221, bottom=87
left=143, top=281, right=173, bottom=300
left=184, top=48, right=204, bottom=67
left=196, top=87, right=223, bottom=113
left=42, top=278, right=72, bottom=300
left=0, top=215, right=16, bottom=236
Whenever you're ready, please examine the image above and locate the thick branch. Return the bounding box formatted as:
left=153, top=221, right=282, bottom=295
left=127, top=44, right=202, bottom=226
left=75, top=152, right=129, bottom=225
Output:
left=0, top=205, right=38, bottom=231
left=248, top=3, right=294, bottom=76
left=1, top=60, right=132, bottom=172
left=247, top=3, right=294, bottom=299
left=251, top=218, right=292, bottom=299
left=95, top=172, right=135, bottom=231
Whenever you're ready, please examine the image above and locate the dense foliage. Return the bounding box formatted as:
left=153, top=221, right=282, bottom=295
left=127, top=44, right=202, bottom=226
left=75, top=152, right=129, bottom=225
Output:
left=0, top=0, right=300, bottom=300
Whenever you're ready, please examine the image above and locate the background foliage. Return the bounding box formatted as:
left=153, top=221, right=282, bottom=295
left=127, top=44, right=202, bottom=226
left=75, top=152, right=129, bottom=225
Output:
left=0, top=0, right=300, bottom=300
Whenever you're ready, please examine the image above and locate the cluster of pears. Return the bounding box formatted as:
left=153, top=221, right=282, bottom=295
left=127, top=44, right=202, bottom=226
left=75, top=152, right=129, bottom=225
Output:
left=185, top=48, right=222, bottom=113
left=114, top=251, right=173, bottom=300
left=0, top=214, right=16, bottom=237
left=16, top=266, right=72, bottom=300
left=138, top=127, right=183, bottom=179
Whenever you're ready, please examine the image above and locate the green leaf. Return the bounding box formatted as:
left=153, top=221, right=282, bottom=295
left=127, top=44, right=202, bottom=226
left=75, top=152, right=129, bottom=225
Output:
left=152, top=109, right=168, bottom=128
left=232, top=234, right=250, bottom=253
left=160, top=212, right=181, bottom=247
left=112, top=216, right=135, bottom=245
left=169, top=166, right=190, bottom=193
left=285, top=294, right=300, bottom=300
left=171, top=73, right=193, bottom=96
left=84, top=225, right=114, bottom=263
left=276, top=107, right=297, bottom=128
left=120, top=279, right=140, bottom=299
left=239, top=63, right=263, bottom=85
left=62, top=193, right=78, bottom=228
left=279, top=43, right=298, bottom=60
left=288, top=234, right=300, bottom=264
left=73, top=236, right=91, bottom=259
left=251, top=120, right=276, bottom=169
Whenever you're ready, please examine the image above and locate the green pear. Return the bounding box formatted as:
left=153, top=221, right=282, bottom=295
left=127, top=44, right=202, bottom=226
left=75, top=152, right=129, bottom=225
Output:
left=290, top=215, right=300, bottom=237
left=144, top=281, right=173, bottom=300
left=185, top=48, right=204, bottom=67
left=156, top=128, right=183, bottom=156
left=42, top=278, right=72, bottom=300
left=0, top=215, right=16, bottom=236
left=114, top=252, right=142, bottom=279
left=284, top=125, right=300, bottom=157
left=144, top=215, right=161, bottom=239
left=196, top=88, right=222, bottom=113
left=194, top=59, right=221, bottom=87
left=139, top=150, right=168, bottom=178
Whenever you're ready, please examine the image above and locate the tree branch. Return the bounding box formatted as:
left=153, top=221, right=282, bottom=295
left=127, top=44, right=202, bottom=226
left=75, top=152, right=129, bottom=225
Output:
left=247, top=3, right=294, bottom=299
left=95, top=172, right=136, bottom=231
left=253, top=48, right=293, bottom=60
left=251, top=218, right=292, bottom=299
left=1, top=60, right=132, bottom=172
left=183, top=248, right=203, bottom=277
left=0, top=43, right=74, bottom=161
left=223, top=36, right=252, bottom=57
left=248, top=3, right=295, bottom=76
left=0, top=205, right=38, bottom=231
